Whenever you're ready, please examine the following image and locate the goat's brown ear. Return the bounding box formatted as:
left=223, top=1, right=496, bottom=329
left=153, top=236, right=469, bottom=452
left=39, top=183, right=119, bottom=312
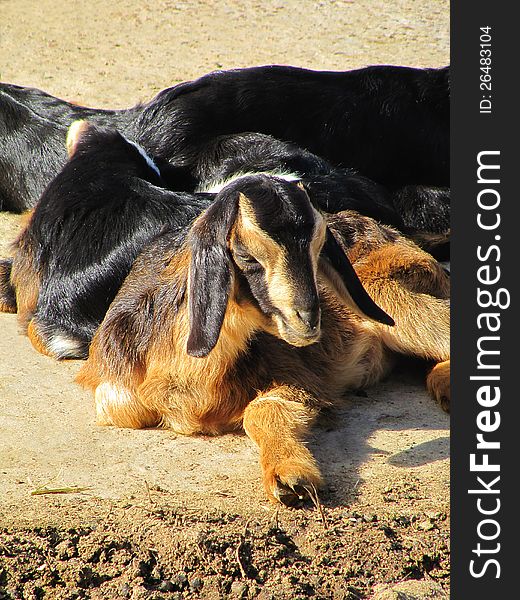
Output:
left=186, top=191, right=240, bottom=357
left=66, top=120, right=91, bottom=157
left=319, top=228, right=395, bottom=326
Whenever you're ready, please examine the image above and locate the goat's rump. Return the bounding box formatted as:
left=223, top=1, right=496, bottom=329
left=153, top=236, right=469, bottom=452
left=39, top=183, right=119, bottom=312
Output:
left=134, top=64, right=449, bottom=187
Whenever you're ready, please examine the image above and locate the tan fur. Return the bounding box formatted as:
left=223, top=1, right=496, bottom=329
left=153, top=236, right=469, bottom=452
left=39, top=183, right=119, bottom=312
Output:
left=94, top=382, right=160, bottom=428
left=9, top=216, right=42, bottom=329
left=0, top=258, right=16, bottom=314
left=427, top=360, right=450, bottom=412
left=236, top=198, right=298, bottom=319
left=78, top=200, right=451, bottom=503
left=17, top=209, right=35, bottom=231
left=234, top=204, right=327, bottom=344
left=243, top=391, right=322, bottom=503
left=353, top=244, right=450, bottom=361
left=0, top=300, right=16, bottom=314
left=26, top=319, right=52, bottom=357
left=0, top=210, right=42, bottom=322
left=80, top=247, right=264, bottom=435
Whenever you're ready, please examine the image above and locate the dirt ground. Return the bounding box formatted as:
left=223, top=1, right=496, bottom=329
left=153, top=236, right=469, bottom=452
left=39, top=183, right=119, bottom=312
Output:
left=0, top=1, right=450, bottom=598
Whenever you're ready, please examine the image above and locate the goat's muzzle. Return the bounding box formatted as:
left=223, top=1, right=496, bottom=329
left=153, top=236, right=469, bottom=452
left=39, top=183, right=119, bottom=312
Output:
left=275, top=306, right=322, bottom=347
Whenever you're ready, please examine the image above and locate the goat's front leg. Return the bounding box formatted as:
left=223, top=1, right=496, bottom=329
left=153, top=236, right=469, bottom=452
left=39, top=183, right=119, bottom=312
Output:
left=242, top=385, right=322, bottom=505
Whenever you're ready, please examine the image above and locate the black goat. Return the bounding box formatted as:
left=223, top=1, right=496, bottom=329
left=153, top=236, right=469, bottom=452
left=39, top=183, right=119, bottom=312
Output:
left=0, top=83, right=137, bottom=212
left=2, top=121, right=210, bottom=358
left=1, top=64, right=449, bottom=213
left=135, top=64, right=449, bottom=187
left=187, top=131, right=450, bottom=238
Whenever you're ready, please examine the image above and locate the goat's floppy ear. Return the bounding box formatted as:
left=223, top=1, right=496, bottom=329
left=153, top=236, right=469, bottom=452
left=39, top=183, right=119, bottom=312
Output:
left=186, top=191, right=240, bottom=357
left=319, top=228, right=395, bottom=326
left=66, top=120, right=90, bottom=157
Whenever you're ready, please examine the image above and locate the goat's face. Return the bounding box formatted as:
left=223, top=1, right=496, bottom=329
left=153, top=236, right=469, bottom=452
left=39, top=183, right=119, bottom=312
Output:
left=187, top=174, right=393, bottom=358
left=229, top=183, right=326, bottom=346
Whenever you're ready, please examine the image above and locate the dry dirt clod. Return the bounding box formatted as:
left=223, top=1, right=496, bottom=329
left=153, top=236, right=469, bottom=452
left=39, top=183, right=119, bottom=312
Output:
left=372, top=580, right=449, bottom=600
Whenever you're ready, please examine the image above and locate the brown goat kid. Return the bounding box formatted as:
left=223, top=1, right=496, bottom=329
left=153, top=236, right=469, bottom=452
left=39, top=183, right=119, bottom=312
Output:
left=77, top=175, right=450, bottom=505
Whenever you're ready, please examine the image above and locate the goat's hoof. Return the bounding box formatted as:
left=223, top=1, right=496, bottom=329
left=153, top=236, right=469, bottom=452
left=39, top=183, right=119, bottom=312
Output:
left=273, top=478, right=309, bottom=507
left=263, top=460, right=323, bottom=506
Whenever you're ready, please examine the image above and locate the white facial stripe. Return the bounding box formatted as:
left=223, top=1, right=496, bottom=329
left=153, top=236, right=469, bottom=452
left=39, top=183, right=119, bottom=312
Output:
left=126, top=139, right=161, bottom=177
left=197, top=171, right=301, bottom=194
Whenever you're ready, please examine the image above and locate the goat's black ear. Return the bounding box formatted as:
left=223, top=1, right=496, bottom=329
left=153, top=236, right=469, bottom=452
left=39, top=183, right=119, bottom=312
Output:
left=319, top=228, right=395, bottom=326
left=186, top=191, right=240, bottom=357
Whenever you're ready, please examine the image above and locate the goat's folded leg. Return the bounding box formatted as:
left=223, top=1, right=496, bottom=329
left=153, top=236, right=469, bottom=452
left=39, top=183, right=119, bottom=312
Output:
left=354, top=243, right=451, bottom=411
left=242, top=386, right=322, bottom=505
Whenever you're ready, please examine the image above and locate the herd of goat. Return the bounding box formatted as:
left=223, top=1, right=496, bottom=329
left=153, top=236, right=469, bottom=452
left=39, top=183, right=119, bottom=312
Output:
left=0, top=64, right=450, bottom=504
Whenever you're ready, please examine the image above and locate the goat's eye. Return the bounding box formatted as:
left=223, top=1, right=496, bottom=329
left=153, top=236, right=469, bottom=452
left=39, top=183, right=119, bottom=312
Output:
left=235, top=253, right=260, bottom=266
left=240, top=255, right=258, bottom=264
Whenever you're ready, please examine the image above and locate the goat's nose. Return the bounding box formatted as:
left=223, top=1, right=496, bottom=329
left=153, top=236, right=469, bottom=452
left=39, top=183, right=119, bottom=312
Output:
left=295, top=308, right=320, bottom=330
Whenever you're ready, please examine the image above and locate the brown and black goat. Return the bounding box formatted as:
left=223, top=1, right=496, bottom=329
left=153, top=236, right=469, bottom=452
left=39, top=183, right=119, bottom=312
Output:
left=77, top=174, right=450, bottom=505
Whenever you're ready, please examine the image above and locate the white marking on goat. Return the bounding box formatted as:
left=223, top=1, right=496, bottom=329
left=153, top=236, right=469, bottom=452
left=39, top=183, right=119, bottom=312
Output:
left=66, top=120, right=89, bottom=157
left=197, top=171, right=301, bottom=193
left=126, top=139, right=161, bottom=177
left=47, top=334, right=84, bottom=358
left=95, top=382, right=133, bottom=425
left=95, top=382, right=132, bottom=407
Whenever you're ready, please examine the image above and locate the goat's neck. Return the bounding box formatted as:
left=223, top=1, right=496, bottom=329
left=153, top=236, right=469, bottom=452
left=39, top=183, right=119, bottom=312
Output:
left=174, top=299, right=261, bottom=386
left=163, top=258, right=262, bottom=381
left=216, top=296, right=264, bottom=363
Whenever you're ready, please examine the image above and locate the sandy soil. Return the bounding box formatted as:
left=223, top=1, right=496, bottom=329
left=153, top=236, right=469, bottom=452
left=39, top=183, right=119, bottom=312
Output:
left=0, top=1, right=450, bottom=598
